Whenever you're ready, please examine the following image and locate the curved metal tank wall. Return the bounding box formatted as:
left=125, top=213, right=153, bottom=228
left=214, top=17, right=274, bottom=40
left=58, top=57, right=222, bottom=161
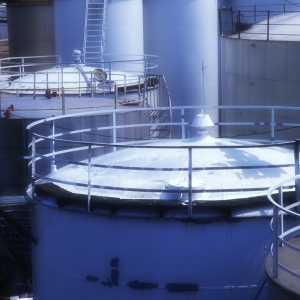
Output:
left=31, top=203, right=272, bottom=300
left=7, top=4, right=55, bottom=58
left=220, top=37, right=300, bottom=140
left=54, top=0, right=143, bottom=65
left=143, top=0, right=218, bottom=137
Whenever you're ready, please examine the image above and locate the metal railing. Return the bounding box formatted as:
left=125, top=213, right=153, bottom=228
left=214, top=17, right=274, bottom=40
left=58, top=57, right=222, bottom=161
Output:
left=0, top=54, right=158, bottom=97
left=219, top=5, right=300, bottom=40
left=26, top=105, right=300, bottom=217
left=267, top=157, right=300, bottom=279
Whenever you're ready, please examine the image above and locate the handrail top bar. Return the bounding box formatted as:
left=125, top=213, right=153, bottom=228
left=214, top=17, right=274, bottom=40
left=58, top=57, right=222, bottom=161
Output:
left=32, top=132, right=295, bottom=149
left=26, top=104, right=300, bottom=130
left=267, top=173, right=300, bottom=218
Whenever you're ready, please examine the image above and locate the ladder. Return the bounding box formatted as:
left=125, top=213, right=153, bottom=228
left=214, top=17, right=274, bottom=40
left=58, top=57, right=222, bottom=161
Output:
left=83, top=0, right=107, bottom=63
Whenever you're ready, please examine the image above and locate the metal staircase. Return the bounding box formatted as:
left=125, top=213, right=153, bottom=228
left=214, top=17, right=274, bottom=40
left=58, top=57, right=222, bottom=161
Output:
left=0, top=196, right=37, bottom=275
left=83, top=0, right=107, bottom=63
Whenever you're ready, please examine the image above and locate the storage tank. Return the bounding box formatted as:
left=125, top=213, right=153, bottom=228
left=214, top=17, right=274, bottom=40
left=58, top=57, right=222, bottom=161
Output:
left=143, top=0, right=219, bottom=137
left=220, top=6, right=300, bottom=140
left=27, top=110, right=299, bottom=300
left=54, top=0, right=143, bottom=63
left=7, top=1, right=55, bottom=58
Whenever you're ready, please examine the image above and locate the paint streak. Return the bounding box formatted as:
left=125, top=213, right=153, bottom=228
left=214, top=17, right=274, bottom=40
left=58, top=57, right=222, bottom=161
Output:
left=127, top=280, right=158, bottom=290
left=165, top=283, right=199, bottom=293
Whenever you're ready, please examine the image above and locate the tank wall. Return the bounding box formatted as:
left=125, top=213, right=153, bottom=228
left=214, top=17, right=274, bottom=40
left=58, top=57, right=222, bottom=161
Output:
left=7, top=5, right=55, bottom=58
left=220, top=37, right=300, bottom=140
left=54, top=0, right=85, bottom=63
left=105, top=0, right=144, bottom=56
left=143, top=0, right=219, bottom=137
left=32, top=203, right=273, bottom=300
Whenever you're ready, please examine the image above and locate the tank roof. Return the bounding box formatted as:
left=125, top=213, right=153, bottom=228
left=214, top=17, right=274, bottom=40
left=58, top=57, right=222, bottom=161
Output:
left=231, top=12, right=300, bottom=41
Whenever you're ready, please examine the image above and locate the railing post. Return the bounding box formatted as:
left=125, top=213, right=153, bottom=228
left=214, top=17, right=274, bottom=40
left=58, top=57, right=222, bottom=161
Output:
left=294, top=140, right=300, bottom=210
left=91, top=72, right=94, bottom=98
left=31, top=135, right=36, bottom=199
left=50, top=119, right=57, bottom=173
left=273, top=205, right=279, bottom=278
left=278, top=186, right=283, bottom=245
left=112, top=111, right=116, bottom=152
left=34, top=72, right=36, bottom=99
left=87, top=144, right=92, bottom=212
left=238, top=10, right=241, bottom=39
left=254, top=5, right=256, bottom=23
left=62, top=87, right=65, bottom=115
left=188, top=148, right=193, bottom=218
left=267, top=10, right=270, bottom=41
left=114, top=83, right=118, bottom=109
left=181, top=107, right=185, bottom=139
left=271, top=107, right=275, bottom=141
left=79, top=72, right=81, bottom=98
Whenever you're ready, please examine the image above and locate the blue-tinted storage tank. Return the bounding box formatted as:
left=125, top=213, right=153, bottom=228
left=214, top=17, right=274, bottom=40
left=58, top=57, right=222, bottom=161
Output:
left=143, top=0, right=219, bottom=135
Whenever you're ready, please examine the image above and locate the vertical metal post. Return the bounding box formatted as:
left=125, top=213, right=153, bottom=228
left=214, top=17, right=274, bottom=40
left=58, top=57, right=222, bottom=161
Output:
left=124, top=74, right=127, bottom=99
left=62, top=87, right=65, bottom=115
left=278, top=186, right=284, bottom=245
left=181, top=107, right=185, bottom=139
left=138, top=76, right=141, bottom=100
left=79, top=72, right=81, bottom=98
left=294, top=140, right=300, bottom=210
left=188, top=148, right=193, bottom=218
left=91, top=72, right=94, bottom=98
left=46, top=72, right=49, bottom=89
left=87, top=144, right=92, bottom=212
left=50, top=119, right=57, bottom=173
left=271, top=107, right=275, bottom=141
left=238, top=10, right=241, bottom=39
left=267, top=11, right=270, bottom=41
left=273, top=206, right=279, bottom=278
left=254, top=5, right=256, bottom=23
left=109, top=62, right=112, bottom=93
left=218, top=8, right=222, bottom=35
left=114, top=83, right=118, bottom=109
left=33, top=73, right=36, bottom=99
left=112, top=111, right=117, bottom=152
left=31, top=135, right=36, bottom=199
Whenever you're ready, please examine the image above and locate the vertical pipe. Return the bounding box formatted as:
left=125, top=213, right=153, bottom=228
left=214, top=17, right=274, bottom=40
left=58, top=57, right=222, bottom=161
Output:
left=46, top=72, right=49, bottom=89
left=188, top=148, right=193, bottom=218
left=181, top=107, right=185, bottom=139
left=267, top=11, right=270, bottom=41
left=273, top=206, right=279, bottom=278
left=87, top=144, right=92, bottom=212
left=254, top=5, right=256, bottom=23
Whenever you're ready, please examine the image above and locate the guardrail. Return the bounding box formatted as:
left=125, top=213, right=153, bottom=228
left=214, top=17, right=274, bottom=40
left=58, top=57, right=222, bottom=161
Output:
left=267, top=155, right=300, bottom=279
left=0, top=54, right=158, bottom=97
left=219, top=6, right=300, bottom=40
left=26, top=105, right=300, bottom=217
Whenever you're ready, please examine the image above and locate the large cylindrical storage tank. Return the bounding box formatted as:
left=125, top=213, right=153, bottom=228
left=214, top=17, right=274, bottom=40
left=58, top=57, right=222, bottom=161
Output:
left=7, top=2, right=55, bottom=58
left=54, top=0, right=143, bottom=63
left=31, top=201, right=274, bottom=300
left=220, top=9, right=300, bottom=140
left=143, top=0, right=218, bottom=137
